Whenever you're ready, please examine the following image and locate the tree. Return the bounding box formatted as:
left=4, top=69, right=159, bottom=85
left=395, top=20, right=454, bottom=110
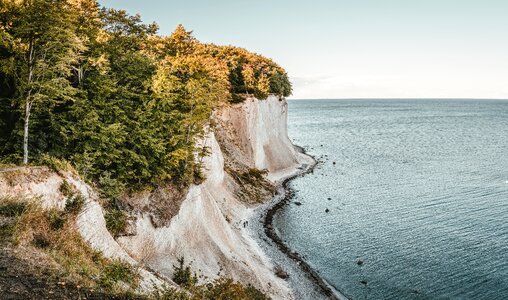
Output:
left=151, top=53, right=229, bottom=182
left=255, top=73, right=270, bottom=99
left=68, top=6, right=158, bottom=186
left=167, top=24, right=197, bottom=56
left=270, top=69, right=292, bottom=97
left=8, top=0, right=84, bottom=164
left=241, top=64, right=255, bottom=95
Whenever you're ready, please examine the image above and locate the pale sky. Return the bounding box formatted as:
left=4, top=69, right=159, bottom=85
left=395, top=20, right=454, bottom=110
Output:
left=98, top=0, right=508, bottom=99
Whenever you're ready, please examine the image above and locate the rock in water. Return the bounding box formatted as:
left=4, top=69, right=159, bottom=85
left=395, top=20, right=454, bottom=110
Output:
left=274, top=266, right=289, bottom=279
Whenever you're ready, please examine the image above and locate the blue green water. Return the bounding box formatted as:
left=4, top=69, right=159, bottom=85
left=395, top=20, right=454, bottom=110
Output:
left=277, top=99, right=508, bottom=299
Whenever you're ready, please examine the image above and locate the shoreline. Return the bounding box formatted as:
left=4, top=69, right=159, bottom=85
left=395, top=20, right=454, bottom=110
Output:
left=251, top=147, right=348, bottom=300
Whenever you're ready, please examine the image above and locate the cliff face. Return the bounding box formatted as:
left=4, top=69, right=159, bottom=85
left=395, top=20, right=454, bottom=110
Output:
left=215, top=96, right=309, bottom=181
left=0, top=96, right=313, bottom=299
left=115, top=96, right=313, bottom=298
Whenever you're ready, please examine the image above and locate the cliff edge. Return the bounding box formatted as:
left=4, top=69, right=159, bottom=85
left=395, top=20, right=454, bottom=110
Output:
left=0, top=96, right=314, bottom=299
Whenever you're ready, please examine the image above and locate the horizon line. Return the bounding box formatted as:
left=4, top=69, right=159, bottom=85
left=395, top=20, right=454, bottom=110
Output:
left=287, top=97, right=508, bottom=101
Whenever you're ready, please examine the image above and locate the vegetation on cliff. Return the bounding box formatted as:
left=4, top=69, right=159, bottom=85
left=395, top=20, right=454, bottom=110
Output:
left=0, top=193, right=270, bottom=299
left=0, top=0, right=291, bottom=195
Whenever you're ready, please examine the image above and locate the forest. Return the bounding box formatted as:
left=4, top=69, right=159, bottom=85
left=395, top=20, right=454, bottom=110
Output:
left=0, top=0, right=292, bottom=195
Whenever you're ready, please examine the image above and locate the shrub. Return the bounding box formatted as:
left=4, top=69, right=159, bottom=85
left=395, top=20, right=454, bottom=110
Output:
left=105, top=208, right=128, bottom=237
left=173, top=257, right=197, bottom=287
left=239, top=168, right=268, bottom=186
left=6, top=195, right=140, bottom=292
left=64, top=194, right=85, bottom=214
left=99, top=171, right=125, bottom=200
left=33, top=234, right=51, bottom=248
left=99, top=260, right=138, bottom=290
left=203, top=278, right=270, bottom=300
left=0, top=196, right=27, bottom=217
left=59, top=180, right=75, bottom=197
left=47, top=210, right=66, bottom=230
left=245, top=284, right=271, bottom=300
left=37, top=154, right=75, bottom=173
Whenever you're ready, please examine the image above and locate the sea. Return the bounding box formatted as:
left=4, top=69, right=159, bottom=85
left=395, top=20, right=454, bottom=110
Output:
left=275, top=99, right=508, bottom=300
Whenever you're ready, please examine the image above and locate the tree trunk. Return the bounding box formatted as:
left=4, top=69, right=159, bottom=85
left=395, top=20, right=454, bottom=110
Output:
left=23, top=100, right=31, bottom=165
left=23, top=40, right=34, bottom=165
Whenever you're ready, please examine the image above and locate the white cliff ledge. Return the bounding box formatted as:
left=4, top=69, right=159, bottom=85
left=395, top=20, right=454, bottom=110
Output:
left=0, top=95, right=314, bottom=299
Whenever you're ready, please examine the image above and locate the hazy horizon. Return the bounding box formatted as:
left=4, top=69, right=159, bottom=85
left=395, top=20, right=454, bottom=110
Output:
left=288, top=97, right=508, bottom=100
left=99, top=0, right=508, bottom=100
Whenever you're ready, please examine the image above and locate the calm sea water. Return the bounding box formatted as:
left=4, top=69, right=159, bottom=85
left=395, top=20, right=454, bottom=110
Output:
left=276, top=99, right=508, bottom=300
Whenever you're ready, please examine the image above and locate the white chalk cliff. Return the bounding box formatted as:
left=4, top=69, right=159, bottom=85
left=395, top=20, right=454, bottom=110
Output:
left=0, top=96, right=313, bottom=299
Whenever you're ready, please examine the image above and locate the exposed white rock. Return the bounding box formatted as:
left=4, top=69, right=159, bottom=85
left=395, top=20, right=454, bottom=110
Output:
left=117, top=96, right=314, bottom=299
left=0, top=167, right=167, bottom=293
left=118, top=131, right=293, bottom=298
left=216, top=96, right=313, bottom=182
left=0, top=96, right=314, bottom=299
left=0, top=167, right=68, bottom=209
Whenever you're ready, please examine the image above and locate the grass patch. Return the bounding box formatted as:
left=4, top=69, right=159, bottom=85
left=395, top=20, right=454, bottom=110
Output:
left=0, top=196, right=29, bottom=243
left=37, top=154, right=76, bottom=174
left=0, top=196, right=27, bottom=217
left=0, top=222, right=15, bottom=242
left=154, top=277, right=270, bottom=300
left=64, top=194, right=85, bottom=214
left=226, top=167, right=275, bottom=203
left=59, top=179, right=75, bottom=197
left=151, top=258, right=270, bottom=300
left=239, top=168, right=268, bottom=186
left=4, top=195, right=139, bottom=293
left=99, top=260, right=138, bottom=290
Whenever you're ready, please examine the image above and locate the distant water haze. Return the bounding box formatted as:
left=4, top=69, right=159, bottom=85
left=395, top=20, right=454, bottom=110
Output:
left=277, top=99, right=508, bottom=299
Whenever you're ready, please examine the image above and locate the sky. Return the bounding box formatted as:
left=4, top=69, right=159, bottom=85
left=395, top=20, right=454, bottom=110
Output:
left=98, top=0, right=508, bottom=99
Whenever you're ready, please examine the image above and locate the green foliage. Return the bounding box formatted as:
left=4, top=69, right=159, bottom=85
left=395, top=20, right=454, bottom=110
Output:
left=47, top=209, right=66, bottom=230
left=201, top=278, right=270, bottom=300
left=37, top=155, right=75, bottom=173
left=5, top=0, right=86, bottom=164
left=201, top=44, right=291, bottom=99
left=65, top=194, right=85, bottom=214
left=3, top=195, right=141, bottom=293
left=245, top=284, right=271, bottom=300
left=98, top=171, right=125, bottom=200
left=0, top=0, right=292, bottom=197
left=155, top=258, right=271, bottom=300
left=239, top=168, right=268, bottom=186
left=99, top=260, right=138, bottom=290
left=172, top=257, right=197, bottom=287
left=105, top=208, right=128, bottom=237
left=0, top=196, right=27, bottom=217
left=59, top=180, right=74, bottom=197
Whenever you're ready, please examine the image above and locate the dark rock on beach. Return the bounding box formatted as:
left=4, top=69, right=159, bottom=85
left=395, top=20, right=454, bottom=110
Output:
left=274, top=266, right=289, bottom=279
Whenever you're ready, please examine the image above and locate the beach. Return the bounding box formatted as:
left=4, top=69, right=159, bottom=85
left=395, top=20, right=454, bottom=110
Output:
left=247, top=147, right=349, bottom=300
